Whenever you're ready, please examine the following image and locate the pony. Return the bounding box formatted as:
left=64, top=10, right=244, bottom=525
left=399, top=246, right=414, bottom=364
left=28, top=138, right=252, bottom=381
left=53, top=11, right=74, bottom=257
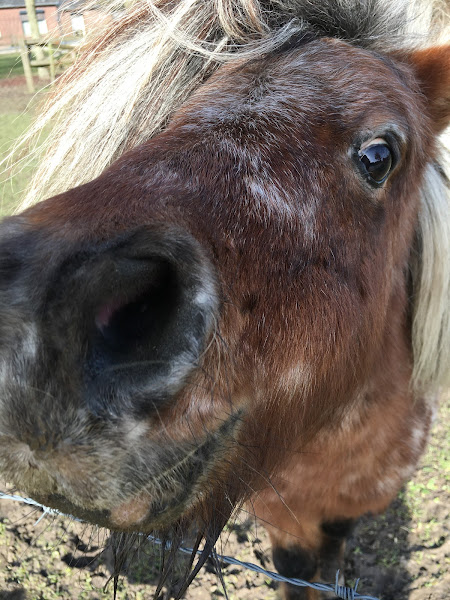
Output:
left=1, top=0, right=449, bottom=598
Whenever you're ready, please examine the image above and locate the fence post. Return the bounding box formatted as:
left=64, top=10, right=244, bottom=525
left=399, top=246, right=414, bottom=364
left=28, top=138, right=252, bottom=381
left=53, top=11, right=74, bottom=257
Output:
left=19, top=39, right=35, bottom=93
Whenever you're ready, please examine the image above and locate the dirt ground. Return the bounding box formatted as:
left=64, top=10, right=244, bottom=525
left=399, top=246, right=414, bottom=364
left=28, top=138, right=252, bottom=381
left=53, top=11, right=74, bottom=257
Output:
left=0, top=79, right=449, bottom=600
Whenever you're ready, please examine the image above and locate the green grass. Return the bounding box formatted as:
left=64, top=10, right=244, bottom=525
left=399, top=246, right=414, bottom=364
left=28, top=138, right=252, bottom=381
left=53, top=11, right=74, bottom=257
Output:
left=0, top=54, right=44, bottom=215
left=0, top=52, right=25, bottom=79
left=0, top=111, right=36, bottom=216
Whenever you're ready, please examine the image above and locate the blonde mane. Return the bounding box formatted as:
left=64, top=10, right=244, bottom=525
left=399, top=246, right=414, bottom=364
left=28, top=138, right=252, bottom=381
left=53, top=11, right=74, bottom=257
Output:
left=412, top=135, right=450, bottom=392
left=5, top=0, right=450, bottom=392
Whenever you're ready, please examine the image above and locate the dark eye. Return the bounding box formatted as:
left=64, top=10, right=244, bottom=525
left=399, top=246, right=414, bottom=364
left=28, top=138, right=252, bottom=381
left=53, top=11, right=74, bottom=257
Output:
left=358, top=141, right=393, bottom=185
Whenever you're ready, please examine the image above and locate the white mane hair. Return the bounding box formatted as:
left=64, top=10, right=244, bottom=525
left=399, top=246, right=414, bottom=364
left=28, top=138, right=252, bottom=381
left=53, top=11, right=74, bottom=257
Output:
left=5, top=0, right=450, bottom=392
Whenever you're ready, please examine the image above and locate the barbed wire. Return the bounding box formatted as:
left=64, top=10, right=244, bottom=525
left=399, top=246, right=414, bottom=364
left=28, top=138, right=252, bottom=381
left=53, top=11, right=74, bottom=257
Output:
left=0, top=491, right=380, bottom=600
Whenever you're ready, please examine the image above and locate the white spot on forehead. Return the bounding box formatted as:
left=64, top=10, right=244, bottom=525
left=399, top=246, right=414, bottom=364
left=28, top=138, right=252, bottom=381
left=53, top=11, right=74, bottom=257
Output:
left=244, top=176, right=294, bottom=218
left=243, top=172, right=319, bottom=242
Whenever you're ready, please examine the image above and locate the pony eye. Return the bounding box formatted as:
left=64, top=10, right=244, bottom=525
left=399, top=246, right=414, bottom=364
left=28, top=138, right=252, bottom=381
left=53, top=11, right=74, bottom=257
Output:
left=358, top=141, right=393, bottom=185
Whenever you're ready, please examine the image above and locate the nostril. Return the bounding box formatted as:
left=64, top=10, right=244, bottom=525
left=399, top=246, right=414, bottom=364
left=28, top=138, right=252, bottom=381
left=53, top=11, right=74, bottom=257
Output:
left=69, top=228, right=220, bottom=417
left=95, top=298, right=127, bottom=332
left=93, top=260, right=178, bottom=354
left=96, top=295, right=156, bottom=349
left=1, top=227, right=218, bottom=420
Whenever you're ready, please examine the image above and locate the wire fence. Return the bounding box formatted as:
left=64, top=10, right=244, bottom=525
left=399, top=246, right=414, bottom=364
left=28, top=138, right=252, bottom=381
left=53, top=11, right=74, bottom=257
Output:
left=0, top=491, right=380, bottom=600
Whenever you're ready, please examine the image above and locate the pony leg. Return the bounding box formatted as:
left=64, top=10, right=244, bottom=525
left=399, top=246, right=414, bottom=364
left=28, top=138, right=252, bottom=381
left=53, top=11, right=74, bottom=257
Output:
left=253, top=480, right=356, bottom=600
left=252, top=390, right=432, bottom=598
left=319, top=518, right=354, bottom=583
left=252, top=493, right=323, bottom=600
left=269, top=523, right=320, bottom=600
left=268, top=517, right=353, bottom=600
left=271, top=535, right=319, bottom=600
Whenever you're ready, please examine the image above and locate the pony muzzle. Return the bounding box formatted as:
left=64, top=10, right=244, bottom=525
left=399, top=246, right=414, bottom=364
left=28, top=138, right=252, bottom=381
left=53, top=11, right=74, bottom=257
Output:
left=0, top=223, right=220, bottom=510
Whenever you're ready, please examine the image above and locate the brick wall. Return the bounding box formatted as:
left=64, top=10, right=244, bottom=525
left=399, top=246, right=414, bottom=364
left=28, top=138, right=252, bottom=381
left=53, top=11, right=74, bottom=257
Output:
left=0, top=6, right=61, bottom=46
left=0, top=7, right=111, bottom=47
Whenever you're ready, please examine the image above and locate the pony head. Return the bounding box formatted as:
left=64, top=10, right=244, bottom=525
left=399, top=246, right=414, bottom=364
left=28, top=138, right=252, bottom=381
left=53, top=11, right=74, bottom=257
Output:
left=0, top=1, right=449, bottom=596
